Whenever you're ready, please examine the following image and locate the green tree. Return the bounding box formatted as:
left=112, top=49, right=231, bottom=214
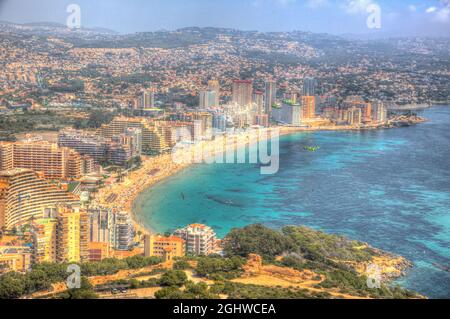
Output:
left=195, top=256, right=244, bottom=279
left=59, top=277, right=98, bottom=299
left=154, top=286, right=185, bottom=299
left=173, top=260, right=190, bottom=270
left=25, top=269, right=51, bottom=293
left=159, top=270, right=187, bottom=287
left=0, top=272, right=26, bottom=299
left=224, top=224, right=293, bottom=259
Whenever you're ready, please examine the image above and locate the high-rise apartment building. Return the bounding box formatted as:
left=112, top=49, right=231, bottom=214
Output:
left=59, top=128, right=135, bottom=165
left=0, top=143, right=13, bottom=171
left=232, top=80, right=253, bottom=107
left=124, top=127, right=143, bottom=157
left=32, top=217, right=58, bottom=263
left=264, top=81, right=277, bottom=117
left=87, top=207, right=115, bottom=244
left=191, top=112, right=213, bottom=138
left=114, top=211, right=134, bottom=251
left=207, top=79, right=220, bottom=107
left=303, top=77, right=317, bottom=96
left=141, top=87, right=155, bottom=109
left=271, top=100, right=302, bottom=126
left=56, top=206, right=89, bottom=263
left=199, top=90, right=218, bottom=108
left=0, top=168, right=79, bottom=229
left=0, top=141, right=93, bottom=180
left=174, top=224, right=217, bottom=256
left=106, top=140, right=133, bottom=166
left=301, top=96, right=316, bottom=119
left=347, top=107, right=362, bottom=126
left=253, top=91, right=264, bottom=114
left=371, top=100, right=387, bottom=124
left=31, top=205, right=89, bottom=263
left=67, top=153, right=95, bottom=178
left=343, top=96, right=372, bottom=124
left=58, top=129, right=108, bottom=163
left=99, top=117, right=176, bottom=155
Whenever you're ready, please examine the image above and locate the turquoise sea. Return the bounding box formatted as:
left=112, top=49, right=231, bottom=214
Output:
left=133, top=106, right=450, bottom=298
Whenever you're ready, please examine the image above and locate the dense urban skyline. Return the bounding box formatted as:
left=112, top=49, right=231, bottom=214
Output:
left=0, top=0, right=449, bottom=36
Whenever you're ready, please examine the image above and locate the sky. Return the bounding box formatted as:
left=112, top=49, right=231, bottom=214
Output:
left=0, top=0, right=449, bottom=36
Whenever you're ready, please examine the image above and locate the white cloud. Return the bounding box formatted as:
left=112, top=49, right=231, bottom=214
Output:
left=424, top=2, right=450, bottom=23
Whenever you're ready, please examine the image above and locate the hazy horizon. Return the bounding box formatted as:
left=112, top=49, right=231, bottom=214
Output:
left=0, top=0, right=449, bottom=37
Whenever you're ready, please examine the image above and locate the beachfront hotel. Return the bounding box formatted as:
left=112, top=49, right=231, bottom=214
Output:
left=271, top=100, right=302, bottom=126
left=58, top=128, right=135, bottom=166
left=114, top=211, right=135, bottom=251
left=99, top=116, right=184, bottom=155
left=87, top=207, right=137, bottom=256
left=342, top=96, right=373, bottom=124
left=58, top=129, right=108, bottom=163
left=0, top=168, right=79, bottom=229
left=174, top=224, right=217, bottom=256
left=87, top=207, right=115, bottom=244
left=301, top=96, right=316, bottom=119
left=372, top=100, right=388, bottom=124
left=32, top=205, right=89, bottom=264
left=0, top=140, right=94, bottom=180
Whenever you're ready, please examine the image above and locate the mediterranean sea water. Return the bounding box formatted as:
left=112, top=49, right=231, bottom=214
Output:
left=133, top=106, right=450, bottom=298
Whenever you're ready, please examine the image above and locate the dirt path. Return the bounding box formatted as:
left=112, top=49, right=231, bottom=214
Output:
left=231, top=274, right=369, bottom=299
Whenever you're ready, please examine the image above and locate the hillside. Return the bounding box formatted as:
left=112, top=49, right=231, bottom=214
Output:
left=0, top=224, right=423, bottom=299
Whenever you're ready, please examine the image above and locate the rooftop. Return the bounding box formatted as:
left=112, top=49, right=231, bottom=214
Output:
left=152, top=235, right=185, bottom=243
left=0, top=168, right=34, bottom=177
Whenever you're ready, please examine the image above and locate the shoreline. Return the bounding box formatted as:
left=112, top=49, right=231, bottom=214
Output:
left=92, top=116, right=427, bottom=236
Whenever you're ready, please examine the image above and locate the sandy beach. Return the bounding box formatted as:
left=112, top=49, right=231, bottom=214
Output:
left=92, top=117, right=427, bottom=235
left=92, top=127, right=287, bottom=234
left=91, top=153, right=189, bottom=234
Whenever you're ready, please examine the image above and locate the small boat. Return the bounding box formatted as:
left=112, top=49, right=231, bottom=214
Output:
left=303, top=146, right=320, bottom=152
